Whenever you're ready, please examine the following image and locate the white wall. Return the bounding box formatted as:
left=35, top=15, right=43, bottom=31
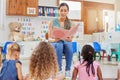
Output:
left=84, top=0, right=114, bottom=4
left=38, top=0, right=57, bottom=6
left=0, top=0, right=10, bottom=42
left=0, top=0, right=58, bottom=42
left=115, top=0, right=120, bottom=25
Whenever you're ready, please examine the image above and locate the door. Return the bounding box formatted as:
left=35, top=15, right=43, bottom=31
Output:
left=84, top=8, right=98, bottom=34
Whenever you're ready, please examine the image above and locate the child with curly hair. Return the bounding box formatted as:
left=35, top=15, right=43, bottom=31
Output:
left=72, top=44, right=103, bottom=80
left=25, top=42, right=65, bottom=80
left=0, top=43, right=23, bottom=80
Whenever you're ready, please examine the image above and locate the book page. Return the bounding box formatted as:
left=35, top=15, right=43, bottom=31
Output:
left=51, top=24, right=79, bottom=40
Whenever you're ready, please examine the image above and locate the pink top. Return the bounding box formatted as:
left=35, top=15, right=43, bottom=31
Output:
left=74, top=60, right=99, bottom=80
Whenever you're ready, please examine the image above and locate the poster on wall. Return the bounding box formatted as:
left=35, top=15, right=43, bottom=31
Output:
left=6, top=16, right=49, bottom=41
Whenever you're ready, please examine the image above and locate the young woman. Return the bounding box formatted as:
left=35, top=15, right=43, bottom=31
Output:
left=48, top=3, right=75, bottom=77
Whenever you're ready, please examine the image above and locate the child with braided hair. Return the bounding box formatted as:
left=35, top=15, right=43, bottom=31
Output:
left=72, top=44, right=103, bottom=80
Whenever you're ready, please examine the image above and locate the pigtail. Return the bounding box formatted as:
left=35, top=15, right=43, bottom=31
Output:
left=64, top=16, right=71, bottom=30
left=81, top=45, right=95, bottom=76
left=91, top=62, right=95, bottom=76
left=85, top=54, right=95, bottom=76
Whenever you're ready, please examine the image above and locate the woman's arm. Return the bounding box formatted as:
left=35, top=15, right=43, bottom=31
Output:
left=97, top=66, right=103, bottom=80
left=16, top=62, right=23, bottom=80
left=72, top=67, right=78, bottom=80
left=48, top=21, right=60, bottom=42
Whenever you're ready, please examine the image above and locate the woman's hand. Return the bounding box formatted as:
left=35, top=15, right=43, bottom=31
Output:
left=48, top=38, right=61, bottom=42
left=65, top=37, right=72, bottom=42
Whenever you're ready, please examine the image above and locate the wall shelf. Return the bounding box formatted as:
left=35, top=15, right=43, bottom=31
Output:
left=38, top=6, right=59, bottom=17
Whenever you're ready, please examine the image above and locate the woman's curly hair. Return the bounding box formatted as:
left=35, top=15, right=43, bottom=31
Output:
left=29, top=42, right=58, bottom=80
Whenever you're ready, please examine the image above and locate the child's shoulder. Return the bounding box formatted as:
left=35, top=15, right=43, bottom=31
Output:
left=4, top=60, right=22, bottom=65
left=93, top=61, right=100, bottom=66
left=15, top=60, right=22, bottom=64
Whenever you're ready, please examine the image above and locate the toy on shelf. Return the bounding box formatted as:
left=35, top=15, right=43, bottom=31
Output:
left=9, top=22, right=34, bottom=41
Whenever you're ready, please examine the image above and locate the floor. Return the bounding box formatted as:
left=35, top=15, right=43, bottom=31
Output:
left=21, top=55, right=120, bottom=79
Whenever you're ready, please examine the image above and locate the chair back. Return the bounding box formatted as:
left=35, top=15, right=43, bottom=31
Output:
left=111, top=43, right=120, bottom=52
left=93, top=42, right=101, bottom=52
left=2, top=41, right=13, bottom=54
left=72, top=42, right=77, bottom=53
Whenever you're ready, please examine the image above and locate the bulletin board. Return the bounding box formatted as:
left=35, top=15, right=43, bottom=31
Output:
left=6, top=16, right=52, bottom=41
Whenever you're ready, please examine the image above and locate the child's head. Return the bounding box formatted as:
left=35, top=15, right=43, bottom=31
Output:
left=81, top=44, right=94, bottom=60
left=7, top=43, right=20, bottom=60
left=29, top=42, right=58, bottom=79
left=81, top=44, right=95, bottom=76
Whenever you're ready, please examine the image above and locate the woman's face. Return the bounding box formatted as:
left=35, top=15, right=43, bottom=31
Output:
left=59, top=6, right=69, bottom=18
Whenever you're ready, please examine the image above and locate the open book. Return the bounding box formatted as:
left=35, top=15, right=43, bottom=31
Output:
left=51, top=24, right=79, bottom=40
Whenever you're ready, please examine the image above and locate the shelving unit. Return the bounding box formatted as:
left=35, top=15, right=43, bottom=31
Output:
left=6, top=0, right=38, bottom=16
left=37, top=16, right=57, bottom=19
left=38, top=6, right=59, bottom=17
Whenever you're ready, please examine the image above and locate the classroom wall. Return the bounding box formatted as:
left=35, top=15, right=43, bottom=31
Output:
left=0, top=0, right=85, bottom=42
left=92, top=32, right=120, bottom=43
left=0, top=0, right=10, bottom=42
left=0, top=0, right=57, bottom=42
left=115, top=0, right=120, bottom=25
left=38, top=0, right=58, bottom=6
left=0, top=0, right=119, bottom=44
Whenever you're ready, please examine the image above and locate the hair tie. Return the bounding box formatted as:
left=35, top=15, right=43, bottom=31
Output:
left=89, top=51, right=92, bottom=54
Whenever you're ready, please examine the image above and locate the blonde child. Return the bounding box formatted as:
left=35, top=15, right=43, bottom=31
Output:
left=0, top=43, right=23, bottom=80
left=72, top=45, right=103, bottom=80
left=25, top=42, right=65, bottom=80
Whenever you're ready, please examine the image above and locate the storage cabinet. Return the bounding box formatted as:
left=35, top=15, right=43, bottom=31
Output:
left=25, top=0, right=38, bottom=16
left=83, top=1, right=114, bottom=34
left=84, top=8, right=98, bottom=34
left=6, top=0, right=38, bottom=16
left=38, top=6, right=58, bottom=17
